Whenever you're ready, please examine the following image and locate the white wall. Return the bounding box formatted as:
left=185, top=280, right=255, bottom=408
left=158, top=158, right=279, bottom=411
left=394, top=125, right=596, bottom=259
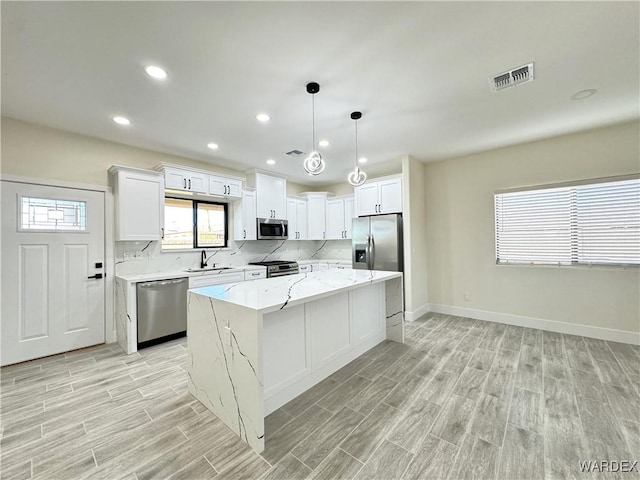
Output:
left=424, top=120, right=640, bottom=341
left=402, top=155, right=429, bottom=320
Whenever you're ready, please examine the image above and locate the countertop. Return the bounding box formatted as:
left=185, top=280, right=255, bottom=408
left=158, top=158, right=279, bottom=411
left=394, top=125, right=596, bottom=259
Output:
left=116, top=264, right=266, bottom=283
left=189, top=268, right=402, bottom=314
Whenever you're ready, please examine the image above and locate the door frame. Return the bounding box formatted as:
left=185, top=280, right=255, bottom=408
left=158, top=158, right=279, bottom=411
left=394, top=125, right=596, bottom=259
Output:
left=1, top=174, right=115, bottom=344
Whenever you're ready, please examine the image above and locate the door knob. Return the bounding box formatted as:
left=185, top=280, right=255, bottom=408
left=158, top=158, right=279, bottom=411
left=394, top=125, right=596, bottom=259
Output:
left=88, top=273, right=104, bottom=279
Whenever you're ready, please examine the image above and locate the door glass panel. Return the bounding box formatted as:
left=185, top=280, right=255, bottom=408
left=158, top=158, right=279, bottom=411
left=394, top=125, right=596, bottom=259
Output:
left=20, top=196, right=86, bottom=231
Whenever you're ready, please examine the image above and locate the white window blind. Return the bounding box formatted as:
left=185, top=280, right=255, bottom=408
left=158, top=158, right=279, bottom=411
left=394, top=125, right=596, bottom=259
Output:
left=495, top=177, right=640, bottom=266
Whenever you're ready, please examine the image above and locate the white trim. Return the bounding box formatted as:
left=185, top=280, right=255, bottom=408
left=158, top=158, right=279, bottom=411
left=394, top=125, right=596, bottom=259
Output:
left=1, top=174, right=111, bottom=193
left=405, top=303, right=430, bottom=322
left=428, top=304, right=640, bottom=346
left=1, top=175, right=116, bottom=345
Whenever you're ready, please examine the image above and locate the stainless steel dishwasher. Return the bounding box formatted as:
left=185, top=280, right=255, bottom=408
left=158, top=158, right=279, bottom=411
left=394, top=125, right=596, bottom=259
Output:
left=136, top=277, right=188, bottom=348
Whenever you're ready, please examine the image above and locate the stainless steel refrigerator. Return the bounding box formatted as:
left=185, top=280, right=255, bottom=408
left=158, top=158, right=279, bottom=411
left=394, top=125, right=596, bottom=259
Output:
left=352, top=214, right=403, bottom=271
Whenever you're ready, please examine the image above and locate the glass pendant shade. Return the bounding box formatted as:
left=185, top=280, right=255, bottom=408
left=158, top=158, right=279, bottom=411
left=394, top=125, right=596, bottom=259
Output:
left=303, top=82, right=325, bottom=176
left=347, top=111, right=367, bottom=187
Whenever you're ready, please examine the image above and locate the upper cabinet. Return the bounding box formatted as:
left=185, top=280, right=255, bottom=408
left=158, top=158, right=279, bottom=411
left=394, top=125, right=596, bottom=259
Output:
left=304, top=192, right=328, bottom=240
left=250, top=172, right=287, bottom=220
left=163, top=166, right=208, bottom=194
left=109, top=166, right=164, bottom=241
left=326, top=195, right=355, bottom=239
left=354, top=175, right=403, bottom=216
left=156, top=163, right=243, bottom=199
left=209, top=174, right=242, bottom=198
left=287, top=197, right=308, bottom=240
left=234, top=189, right=257, bottom=241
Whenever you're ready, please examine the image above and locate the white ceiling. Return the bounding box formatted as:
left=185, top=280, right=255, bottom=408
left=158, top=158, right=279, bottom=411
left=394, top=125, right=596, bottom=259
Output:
left=2, top=2, right=638, bottom=186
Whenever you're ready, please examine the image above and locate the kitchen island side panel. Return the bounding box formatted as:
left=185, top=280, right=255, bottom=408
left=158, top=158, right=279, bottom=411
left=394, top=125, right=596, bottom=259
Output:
left=385, top=276, right=404, bottom=342
left=187, top=291, right=265, bottom=453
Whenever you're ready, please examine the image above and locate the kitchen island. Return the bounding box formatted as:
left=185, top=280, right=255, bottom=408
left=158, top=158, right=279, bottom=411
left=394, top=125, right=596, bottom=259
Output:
left=187, top=269, right=403, bottom=454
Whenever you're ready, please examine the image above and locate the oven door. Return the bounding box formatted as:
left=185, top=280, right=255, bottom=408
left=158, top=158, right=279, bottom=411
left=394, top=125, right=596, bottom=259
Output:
left=257, top=218, right=288, bottom=240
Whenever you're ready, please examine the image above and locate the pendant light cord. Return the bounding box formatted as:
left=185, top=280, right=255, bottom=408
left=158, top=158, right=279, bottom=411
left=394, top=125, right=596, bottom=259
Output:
left=311, top=94, right=316, bottom=148
left=355, top=117, right=358, bottom=167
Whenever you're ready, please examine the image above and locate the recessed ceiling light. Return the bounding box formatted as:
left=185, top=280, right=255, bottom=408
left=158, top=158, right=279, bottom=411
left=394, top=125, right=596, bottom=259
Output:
left=207, top=142, right=219, bottom=150
left=359, top=157, right=368, bottom=163
left=571, top=89, right=597, bottom=100
left=256, top=113, right=271, bottom=122
left=112, top=116, right=131, bottom=126
left=266, top=159, right=276, bottom=165
left=144, top=65, right=167, bottom=80
left=318, top=140, right=330, bottom=148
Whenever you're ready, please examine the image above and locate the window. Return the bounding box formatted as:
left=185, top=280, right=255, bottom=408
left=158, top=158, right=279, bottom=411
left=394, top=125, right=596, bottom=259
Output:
left=162, top=197, right=228, bottom=250
left=20, top=196, right=87, bottom=232
left=495, top=176, right=640, bottom=266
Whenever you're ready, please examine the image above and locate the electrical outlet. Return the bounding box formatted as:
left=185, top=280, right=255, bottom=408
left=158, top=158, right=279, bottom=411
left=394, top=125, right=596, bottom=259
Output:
left=464, top=292, right=471, bottom=301
left=133, top=251, right=144, bottom=260
left=225, top=326, right=232, bottom=346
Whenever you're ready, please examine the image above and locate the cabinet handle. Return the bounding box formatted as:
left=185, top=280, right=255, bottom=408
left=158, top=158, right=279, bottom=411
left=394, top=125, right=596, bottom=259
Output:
left=243, top=229, right=246, bottom=239
left=323, top=231, right=325, bottom=239
left=188, top=179, right=191, bottom=189
left=225, top=185, right=229, bottom=195
left=183, top=179, right=187, bottom=189
left=161, top=227, right=165, bottom=239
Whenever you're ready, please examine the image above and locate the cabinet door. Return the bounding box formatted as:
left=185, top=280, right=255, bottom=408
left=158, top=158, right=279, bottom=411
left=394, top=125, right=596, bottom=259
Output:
left=343, top=196, right=355, bottom=239
left=226, top=179, right=243, bottom=198
left=378, top=177, right=402, bottom=214
left=355, top=182, right=379, bottom=216
left=164, top=168, right=188, bottom=191
left=306, top=196, right=326, bottom=240
left=325, top=198, right=345, bottom=240
left=116, top=170, right=164, bottom=241
left=296, top=200, right=308, bottom=240
left=286, top=198, right=298, bottom=240
left=234, top=190, right=256, bottom=241
left=309, top=292, right=351, bottom=370
left=186, top=172, right=208, bottom=194
left=255, top=173, right=286, bottom=219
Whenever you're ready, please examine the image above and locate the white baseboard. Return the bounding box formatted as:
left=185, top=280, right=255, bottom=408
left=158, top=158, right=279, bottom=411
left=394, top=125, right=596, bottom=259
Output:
left=405, top=303, right=431, bottom=323
left=428, top=304, right=640, bottom=346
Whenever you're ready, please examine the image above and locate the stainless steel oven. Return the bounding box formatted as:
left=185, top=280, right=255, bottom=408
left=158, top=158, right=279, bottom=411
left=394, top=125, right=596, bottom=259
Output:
left=257, top=218, right=288, bottom=240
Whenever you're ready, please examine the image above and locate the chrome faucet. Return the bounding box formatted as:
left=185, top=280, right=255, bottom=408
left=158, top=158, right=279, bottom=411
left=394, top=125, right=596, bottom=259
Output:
left=200, top=250, right=207, bottom=269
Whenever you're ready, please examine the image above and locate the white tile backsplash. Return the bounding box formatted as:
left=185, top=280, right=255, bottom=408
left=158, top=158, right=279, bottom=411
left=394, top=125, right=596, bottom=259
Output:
left=115, top=238, right=352, bottom=276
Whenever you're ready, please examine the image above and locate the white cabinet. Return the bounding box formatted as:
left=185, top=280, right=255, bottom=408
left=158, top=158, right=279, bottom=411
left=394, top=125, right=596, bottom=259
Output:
left=109, top=166, right=164, bottom=241
left=209, top=174, right=242, bottom=199
left=163, top=167, right=208, bottom=194
left=253, top=173, right=286, bottom=220
left=188, top=271, right=244, bottom=288
left=287, top=197, right=308, bottom=240
left=304, top=193, right=328, bottom=240
left=326, top=195, right=355, bottom=240
left=354, top=175, right=403, bottom=216
left=234, top=189, right=257, bottom=241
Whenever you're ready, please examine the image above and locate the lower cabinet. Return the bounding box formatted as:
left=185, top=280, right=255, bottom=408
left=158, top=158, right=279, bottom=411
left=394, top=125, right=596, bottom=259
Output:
left=262, top=284, right=384, bottom=399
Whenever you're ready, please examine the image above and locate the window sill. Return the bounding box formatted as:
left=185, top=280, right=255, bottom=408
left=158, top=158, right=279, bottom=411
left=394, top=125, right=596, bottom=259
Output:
left=161, top=247, right=232, bottom=254
left=496, top=262, right=639, bottom=271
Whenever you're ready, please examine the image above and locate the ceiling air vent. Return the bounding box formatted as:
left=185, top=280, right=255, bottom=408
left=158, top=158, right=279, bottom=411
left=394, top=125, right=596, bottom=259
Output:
left=285, top=149, right=304, bottom=157
left=489, top=62, right=534, bottom=92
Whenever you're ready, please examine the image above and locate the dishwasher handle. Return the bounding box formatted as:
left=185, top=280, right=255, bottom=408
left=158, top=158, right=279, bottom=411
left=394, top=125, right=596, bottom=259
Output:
left=138, top=278, right=188, bottom=288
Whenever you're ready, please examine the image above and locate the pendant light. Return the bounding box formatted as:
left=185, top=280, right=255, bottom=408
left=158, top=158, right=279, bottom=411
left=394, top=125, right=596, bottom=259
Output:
left=302, top=82, right=325, bottom=176
left=347, top=111, right=367, bottom=187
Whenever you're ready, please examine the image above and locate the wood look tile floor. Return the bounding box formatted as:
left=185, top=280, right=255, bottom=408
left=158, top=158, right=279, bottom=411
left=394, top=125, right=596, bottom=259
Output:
left=1, top=314, right=639, bottom=480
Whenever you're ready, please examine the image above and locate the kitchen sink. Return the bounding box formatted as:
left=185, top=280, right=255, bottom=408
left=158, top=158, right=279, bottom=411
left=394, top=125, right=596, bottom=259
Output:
left=184, top=266, right=234, bottom=272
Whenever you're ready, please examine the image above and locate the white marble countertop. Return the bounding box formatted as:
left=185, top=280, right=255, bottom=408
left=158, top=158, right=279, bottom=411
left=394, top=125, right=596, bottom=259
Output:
left=190, top=269, right=402, bottom=314
left=297, top=259, right=351, bottom=265
left=116, top=264, right=266, bottom=283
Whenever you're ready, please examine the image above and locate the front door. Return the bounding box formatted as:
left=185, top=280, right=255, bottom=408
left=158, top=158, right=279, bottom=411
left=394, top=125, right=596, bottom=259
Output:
left=1, top=181, right=106, bottom=366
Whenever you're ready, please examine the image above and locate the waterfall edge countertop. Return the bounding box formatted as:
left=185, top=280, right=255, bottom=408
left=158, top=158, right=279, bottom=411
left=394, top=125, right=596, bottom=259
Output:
left=190, top=268, right=402, bottom=314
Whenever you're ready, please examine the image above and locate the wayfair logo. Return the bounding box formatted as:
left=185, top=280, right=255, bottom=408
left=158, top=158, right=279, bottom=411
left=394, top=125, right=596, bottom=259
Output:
left=579, top=461, right=638, bottom=473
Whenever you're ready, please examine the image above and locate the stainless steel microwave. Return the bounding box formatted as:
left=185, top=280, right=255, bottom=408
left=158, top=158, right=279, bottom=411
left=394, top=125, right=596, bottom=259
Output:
left=257, top=218, right=288, bottom=240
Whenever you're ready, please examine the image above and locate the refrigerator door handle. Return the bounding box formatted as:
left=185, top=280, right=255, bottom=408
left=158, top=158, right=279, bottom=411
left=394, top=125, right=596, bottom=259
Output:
left=368, top=234, right=375, bottom=270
